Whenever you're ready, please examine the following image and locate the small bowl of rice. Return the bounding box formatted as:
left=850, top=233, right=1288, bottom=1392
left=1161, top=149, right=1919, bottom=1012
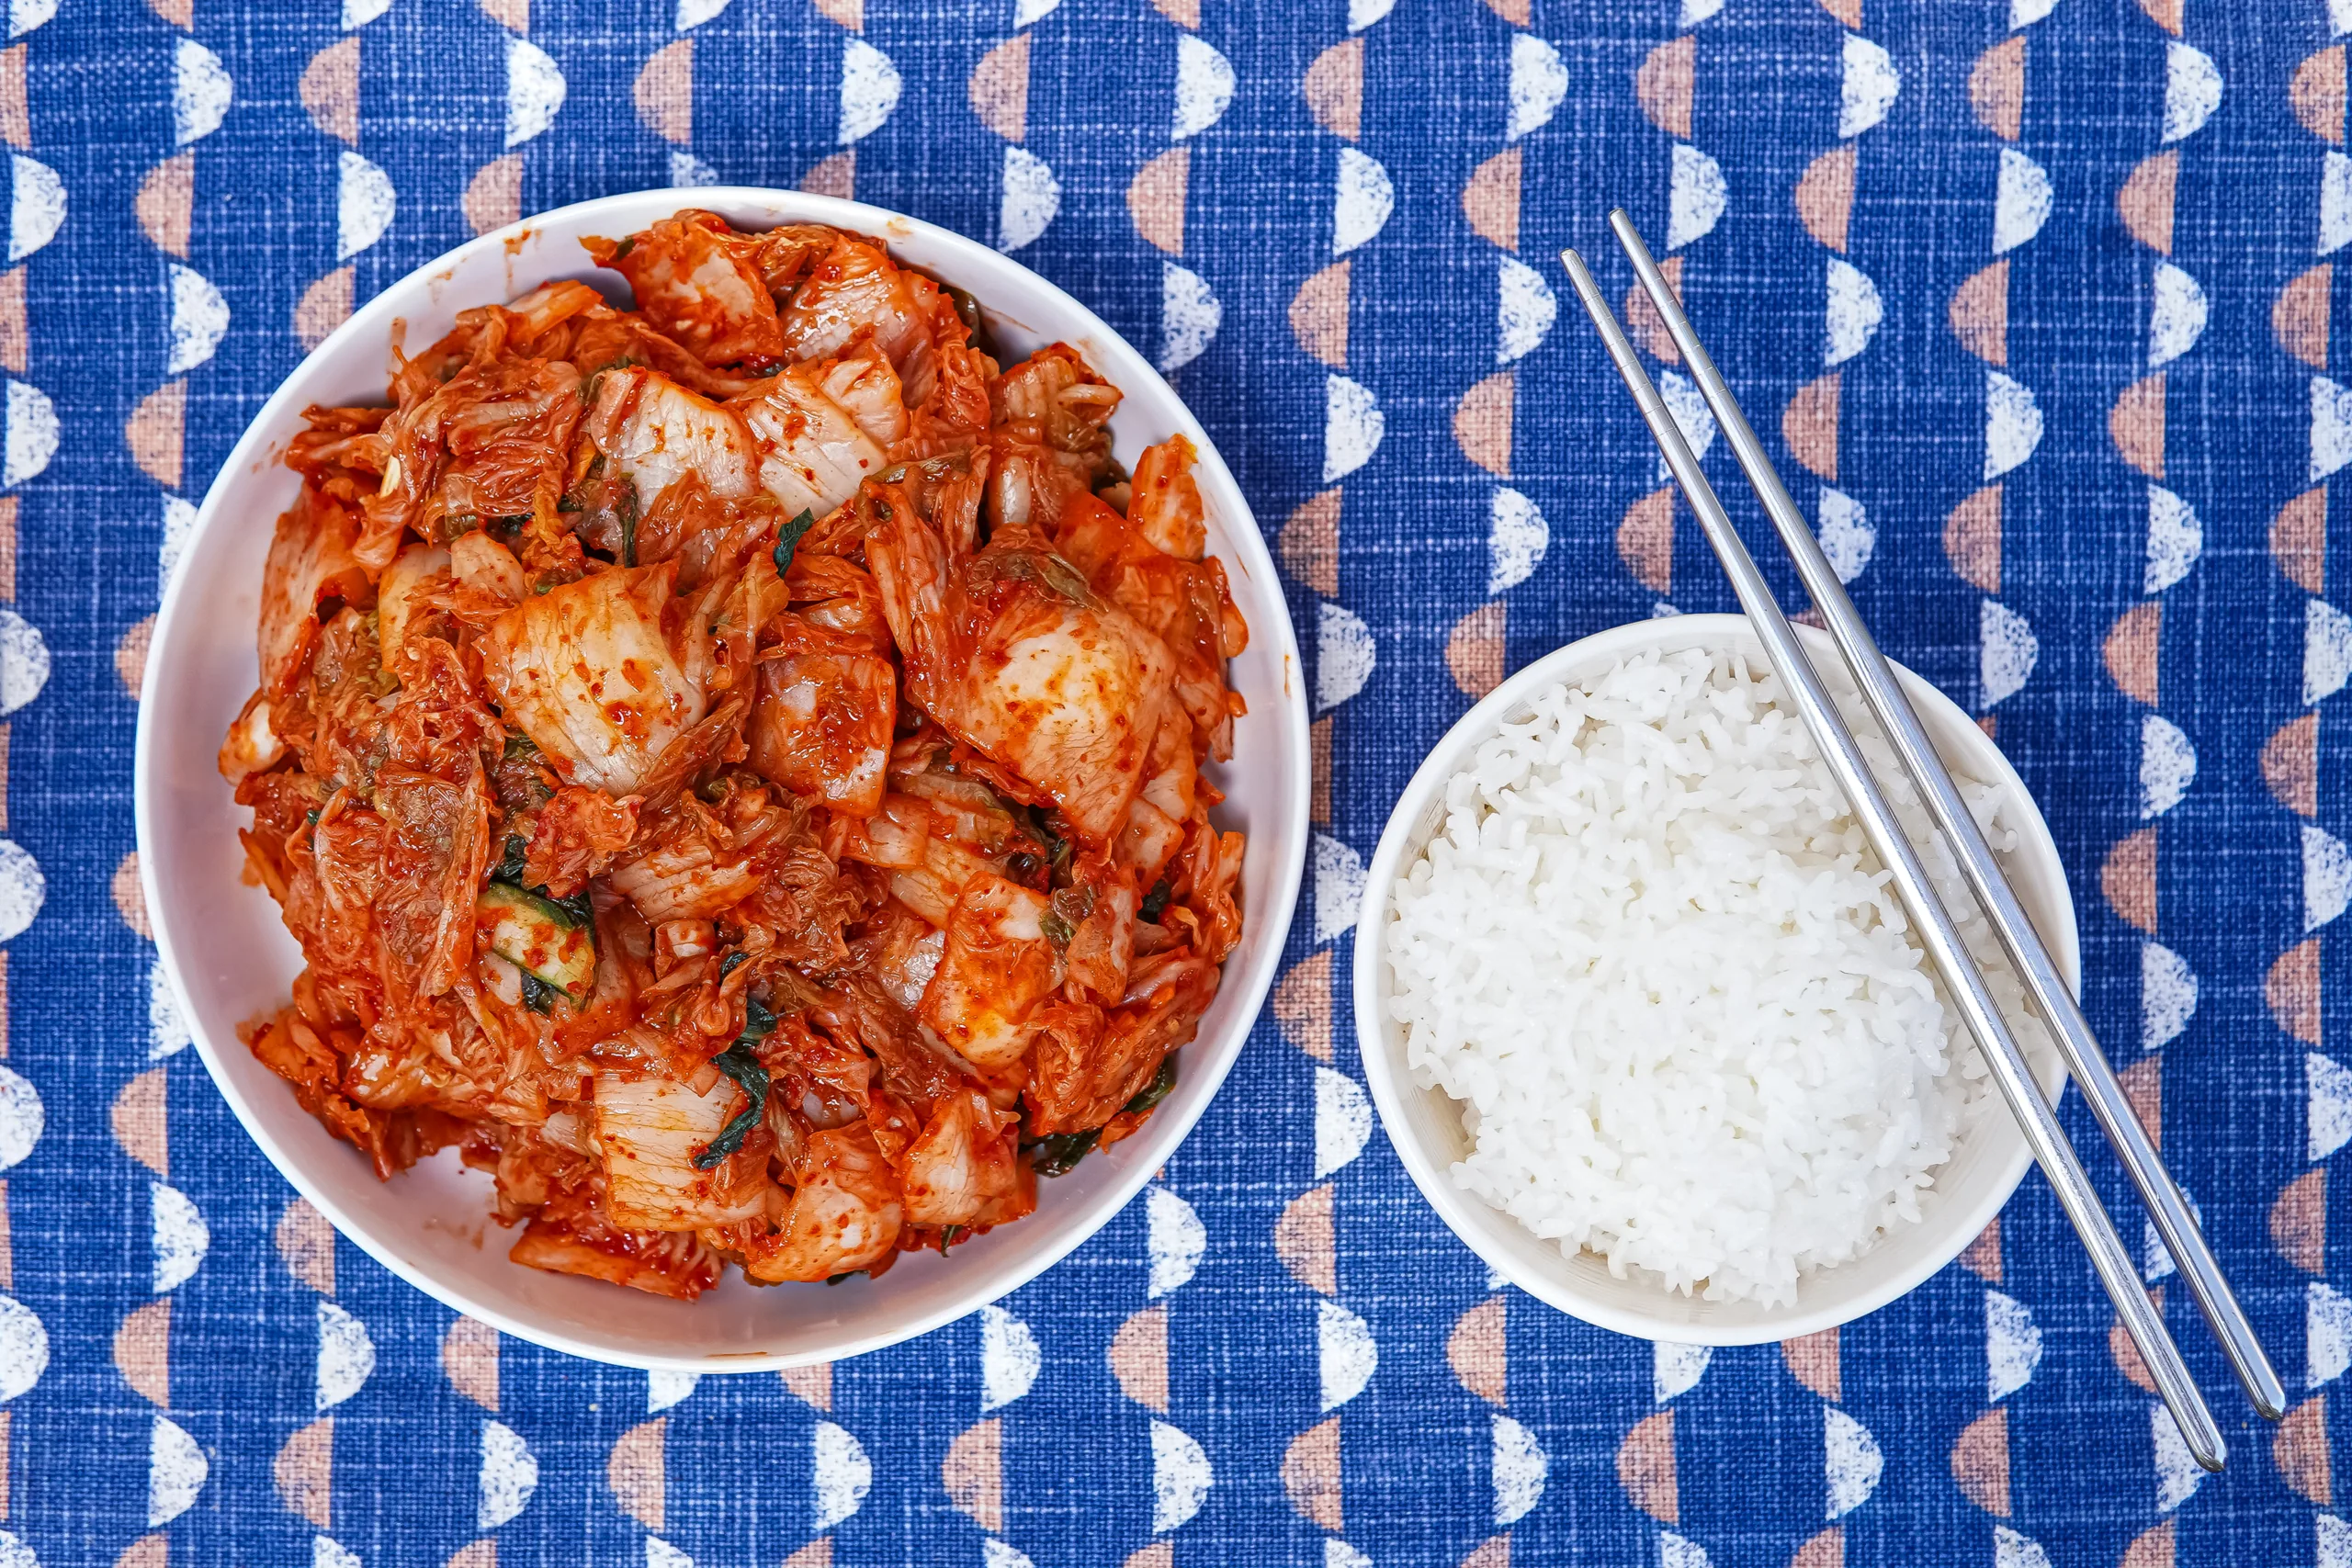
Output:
left=1353, top=614, right=2075, bottom=1343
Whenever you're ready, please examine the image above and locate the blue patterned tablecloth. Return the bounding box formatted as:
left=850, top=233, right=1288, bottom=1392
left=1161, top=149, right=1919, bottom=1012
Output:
left=0, top=0, right=2342, bottom=1562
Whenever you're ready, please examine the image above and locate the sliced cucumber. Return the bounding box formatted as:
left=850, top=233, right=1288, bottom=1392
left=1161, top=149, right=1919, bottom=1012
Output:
left=476, top=883, right=595, bottom=1000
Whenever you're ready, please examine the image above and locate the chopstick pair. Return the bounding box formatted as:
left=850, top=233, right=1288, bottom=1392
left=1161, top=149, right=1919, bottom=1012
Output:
left=1561, top=212, right=2282, bottom=1472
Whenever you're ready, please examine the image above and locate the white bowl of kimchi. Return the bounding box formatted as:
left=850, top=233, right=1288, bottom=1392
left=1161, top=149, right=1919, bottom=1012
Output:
left=132, top=190, right=1307, bottom=1371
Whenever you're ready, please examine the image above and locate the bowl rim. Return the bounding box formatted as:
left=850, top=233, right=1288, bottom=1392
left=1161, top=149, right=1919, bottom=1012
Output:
left=1350, top=613, right=2078, bottom=1345
left=132, top=186, right=1310, bottom=1370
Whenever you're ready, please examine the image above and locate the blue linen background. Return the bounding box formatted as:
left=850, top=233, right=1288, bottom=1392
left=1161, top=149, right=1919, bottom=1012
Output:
left=0, top=0, right=2342, bottom=1562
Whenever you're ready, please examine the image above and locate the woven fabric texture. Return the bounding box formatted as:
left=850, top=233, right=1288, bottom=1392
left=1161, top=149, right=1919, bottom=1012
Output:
left=0, top=0, right=2341, bottom=1563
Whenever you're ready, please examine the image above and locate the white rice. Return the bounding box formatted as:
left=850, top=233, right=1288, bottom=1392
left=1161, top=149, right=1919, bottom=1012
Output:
left=1383, top=646, right=2042, bottom=1306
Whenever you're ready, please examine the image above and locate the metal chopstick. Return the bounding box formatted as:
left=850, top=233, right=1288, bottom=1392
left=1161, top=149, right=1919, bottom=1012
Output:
left=1601, top=209, right=2285, bottom=1426
left=1557, top=243, right=2228, bottom=1472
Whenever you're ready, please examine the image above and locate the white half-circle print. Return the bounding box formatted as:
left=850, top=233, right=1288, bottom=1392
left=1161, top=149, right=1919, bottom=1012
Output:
left=0, top=607, right=46, bottom=717
left=1171, top=35, right=1235, bottom=141
left=811, top=1420, right=872, bottom=1532
left=1825, top=1406, right=1884, bottom=1519
left=1146, top=1184, right=1207, bottom=1299
left=1159, top=262, right=1221, bottom=374
left=2144, top=484, right=2201, bottom=594
left=152, top=1180, right=208, bottom=1292
left=148, top=1415, right=207, bottom=1528
left=1838, top=33, right=1900, bottom=139
left=1487, top=485, right=1548, bottom=593
left=978, top=1303, right=1040, bottom=1413
left=336, top=152, right=397, bottom=262
left=2306, top=597, right=2352, bottom=705
left=1657, top=367, right=1716, bottom=480
left=2311, top=1050, right=2352, bottom=1162
left=2161, top=41, right=2222, bottom=145
left=1996, top=1527, right=2055, bottom=1568
left=1980, top=598, right=2038, bottom=708
left=1816, top=487, right=1874, bottom=584
left=1333, top=147, right=1394, bottom=256
left=1825, top=258, right=1883, bottom=368
left=1312, top=831, right=1365, bottom=943
left=1316, top=599, right=1374, bottom=711
left=2142, top=939, right=2199, bottom=1053
left=149, top=954, right=192, bottom=1059
left=1322, top=374, right=1384, bottom=483
left=0, top=1295, right=44, bottom=1402
left=839, top=38, right=900, bottom=147
left=1507, top=32, right=1567, bottom=142
left=1654, top=1342, right=1713, bottom=1404
left=1667, top=143, right=1727, bottom=251
left=317, top=1298, right=376, bottom=1410
left=1317, top=1298, right=1378, bottom=1411
left=0, top=1064, right=38, bottom=1173
left=998, top=146, right=1059, bottom=254
left=4, top=378, right=56, bottom=489
left=2147, top=262, right=2208, bottom=369
left=2312, top=376, right=2352, bottom=482
left=2139, top=713, right=2196, bottom=818
left=1992, top=147, right=2052, bottom=255
left=1149, top=1419, right=1213, bottom=1533
left=1986, top=1288, right=2044, bottom=1402
left=2151, top=1400, right=2205, bottom=1513
left=160, top=494, right=199, bottom=597
left=2307, top=823, right=2352, bottom=932
left=1497, top=255, right=1556, bottom=366
left=479, top=1418, right=539, bottom=1530
left=1984, top=369, right=2043, bottom=480
left=1312, top=1065, right=1373, bottom=1179
left=5, top=153, right=61, bottom=265
left=504, top=38, right=567, bottom=149
left=2310, top=1280, right=2352, bottom=1391
left=1492, top=1414, right=1548, bottom=1527
left=174, top=39, right=232, bottom=148
left=2324, top=152, right=2352, bottom=257
left=166, top=264, right=231, bottom=375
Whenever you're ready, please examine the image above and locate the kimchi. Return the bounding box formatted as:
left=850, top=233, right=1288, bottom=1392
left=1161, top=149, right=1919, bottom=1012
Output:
left=224, top=210, right=1250, bottom=1299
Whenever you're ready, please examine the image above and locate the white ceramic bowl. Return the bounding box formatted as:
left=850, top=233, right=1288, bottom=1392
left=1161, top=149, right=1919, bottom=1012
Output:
left=134, top=189, right=1309, bottom=1371
left=1352, top=615, right=2075, bottom=1345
